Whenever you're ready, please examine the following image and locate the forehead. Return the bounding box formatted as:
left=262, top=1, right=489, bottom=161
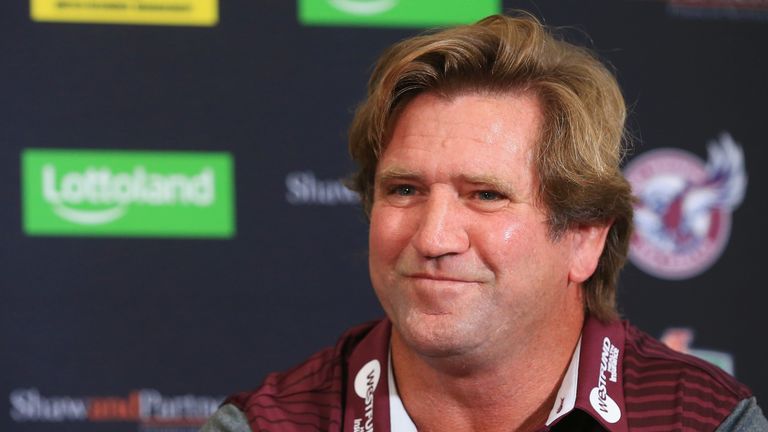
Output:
left=378, top=91, right=543, bottom=185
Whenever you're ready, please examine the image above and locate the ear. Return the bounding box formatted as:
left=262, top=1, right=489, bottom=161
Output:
left=568, top=222, right=611, bottom=284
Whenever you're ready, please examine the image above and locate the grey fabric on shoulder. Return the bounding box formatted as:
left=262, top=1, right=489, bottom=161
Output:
left=716, top=397, right=768, bottom=432
left=199, top=403, right=251, bottom=432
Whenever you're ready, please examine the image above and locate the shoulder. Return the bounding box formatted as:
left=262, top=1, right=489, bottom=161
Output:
left=215, top=320, right=382, bottom=432
left=622, top=322, right=754, bottom=431
left=716, top=397, right=768, bottom=432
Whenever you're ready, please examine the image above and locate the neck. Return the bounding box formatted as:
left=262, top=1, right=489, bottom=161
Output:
left=391, top=310, right=584, bottom=432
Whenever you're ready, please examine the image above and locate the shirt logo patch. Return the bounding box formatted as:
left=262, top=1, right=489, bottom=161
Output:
left=353, top=360, right=381, bottom=432
left=590, top=337, right=621, bottom=424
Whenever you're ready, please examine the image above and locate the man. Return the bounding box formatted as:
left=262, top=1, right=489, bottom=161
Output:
left=202, top=13, right=766, bottom=432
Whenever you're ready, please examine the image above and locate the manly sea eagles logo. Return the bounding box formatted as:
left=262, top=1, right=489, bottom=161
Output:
left=624, top=133, right=747, bottom=280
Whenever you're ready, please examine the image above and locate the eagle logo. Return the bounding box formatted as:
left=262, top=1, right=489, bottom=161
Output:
left=624, top=133, right=747, bottom=280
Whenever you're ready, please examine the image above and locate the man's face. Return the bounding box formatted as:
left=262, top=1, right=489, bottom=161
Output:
left=369, top=91, right=586, bottom=361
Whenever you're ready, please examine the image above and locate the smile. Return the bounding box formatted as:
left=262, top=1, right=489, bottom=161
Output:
left=406, top=273, right=479, bottom=283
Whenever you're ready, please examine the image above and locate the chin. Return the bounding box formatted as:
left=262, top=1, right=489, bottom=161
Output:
left=394, top=312, right=483, bottom=358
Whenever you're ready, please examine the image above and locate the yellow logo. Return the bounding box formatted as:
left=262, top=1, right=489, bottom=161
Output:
left=30, top=0, right=218, bottom=26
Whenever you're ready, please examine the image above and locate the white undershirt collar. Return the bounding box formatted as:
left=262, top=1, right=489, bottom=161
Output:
left=388, top=349, right=418, bottom=432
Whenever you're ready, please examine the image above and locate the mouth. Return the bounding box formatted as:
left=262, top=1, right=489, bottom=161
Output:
left=400, top=273, right=480, bottom=312
left=406, top=273, right=478, bottom=284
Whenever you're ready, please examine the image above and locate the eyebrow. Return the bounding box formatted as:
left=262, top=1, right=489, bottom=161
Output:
left=376, top=167, right=421, bottom=184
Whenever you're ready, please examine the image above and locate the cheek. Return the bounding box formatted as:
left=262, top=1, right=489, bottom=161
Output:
left=486, top=215, right=535, bottom=255
left=468, top=217, right=528, bottom=275
left=501, top=221, right=524, bottom=244
left=499, top=219, right=572, bottom=284
left=369, top=206, right=412, bottom=269
left=368, top=206, right=413, bottom=313
left=479, top=214, right=554, bottom=275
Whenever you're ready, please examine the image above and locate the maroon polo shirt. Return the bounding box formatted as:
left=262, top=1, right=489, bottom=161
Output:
left=222, top=317, right=752, bottom=431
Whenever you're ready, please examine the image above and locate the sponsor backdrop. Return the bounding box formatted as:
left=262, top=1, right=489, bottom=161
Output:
left=1, top=1, right=766, bottom=430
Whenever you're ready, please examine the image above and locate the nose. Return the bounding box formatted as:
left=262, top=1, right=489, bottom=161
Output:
left=411, top=189, right=470, bottom=259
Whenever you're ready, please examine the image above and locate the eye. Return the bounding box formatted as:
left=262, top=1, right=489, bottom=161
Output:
left=379, top=183, right=421, bottom=207
left=476, top=190, right=503, bottom=201
left=467, top=189, right=510, bottom=212
left=391, top=185, right=416, bottom=196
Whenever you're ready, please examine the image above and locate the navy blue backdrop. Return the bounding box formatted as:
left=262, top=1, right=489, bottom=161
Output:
left=2, top=1, right=766, bottom=431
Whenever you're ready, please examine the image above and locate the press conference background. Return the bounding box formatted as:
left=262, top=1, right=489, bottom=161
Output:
left=2, top=1, right=767, bottom=431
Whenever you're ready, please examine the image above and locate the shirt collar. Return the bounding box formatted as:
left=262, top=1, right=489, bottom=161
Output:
left=343, top=320, right=392, bottom=432
left=545, top=336, right=581, bottom=425
left=548, top=315, right=629, bottom=432
left=345, top=316, right=629, bottom=432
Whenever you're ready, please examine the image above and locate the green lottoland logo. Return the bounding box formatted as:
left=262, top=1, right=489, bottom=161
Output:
left=22, top=149, right=235, bottom=238
left=298, top=0, right=500, bottom=27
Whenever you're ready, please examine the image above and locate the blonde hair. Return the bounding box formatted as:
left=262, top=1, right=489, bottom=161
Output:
left=348, top=12, right=633, bottom=322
